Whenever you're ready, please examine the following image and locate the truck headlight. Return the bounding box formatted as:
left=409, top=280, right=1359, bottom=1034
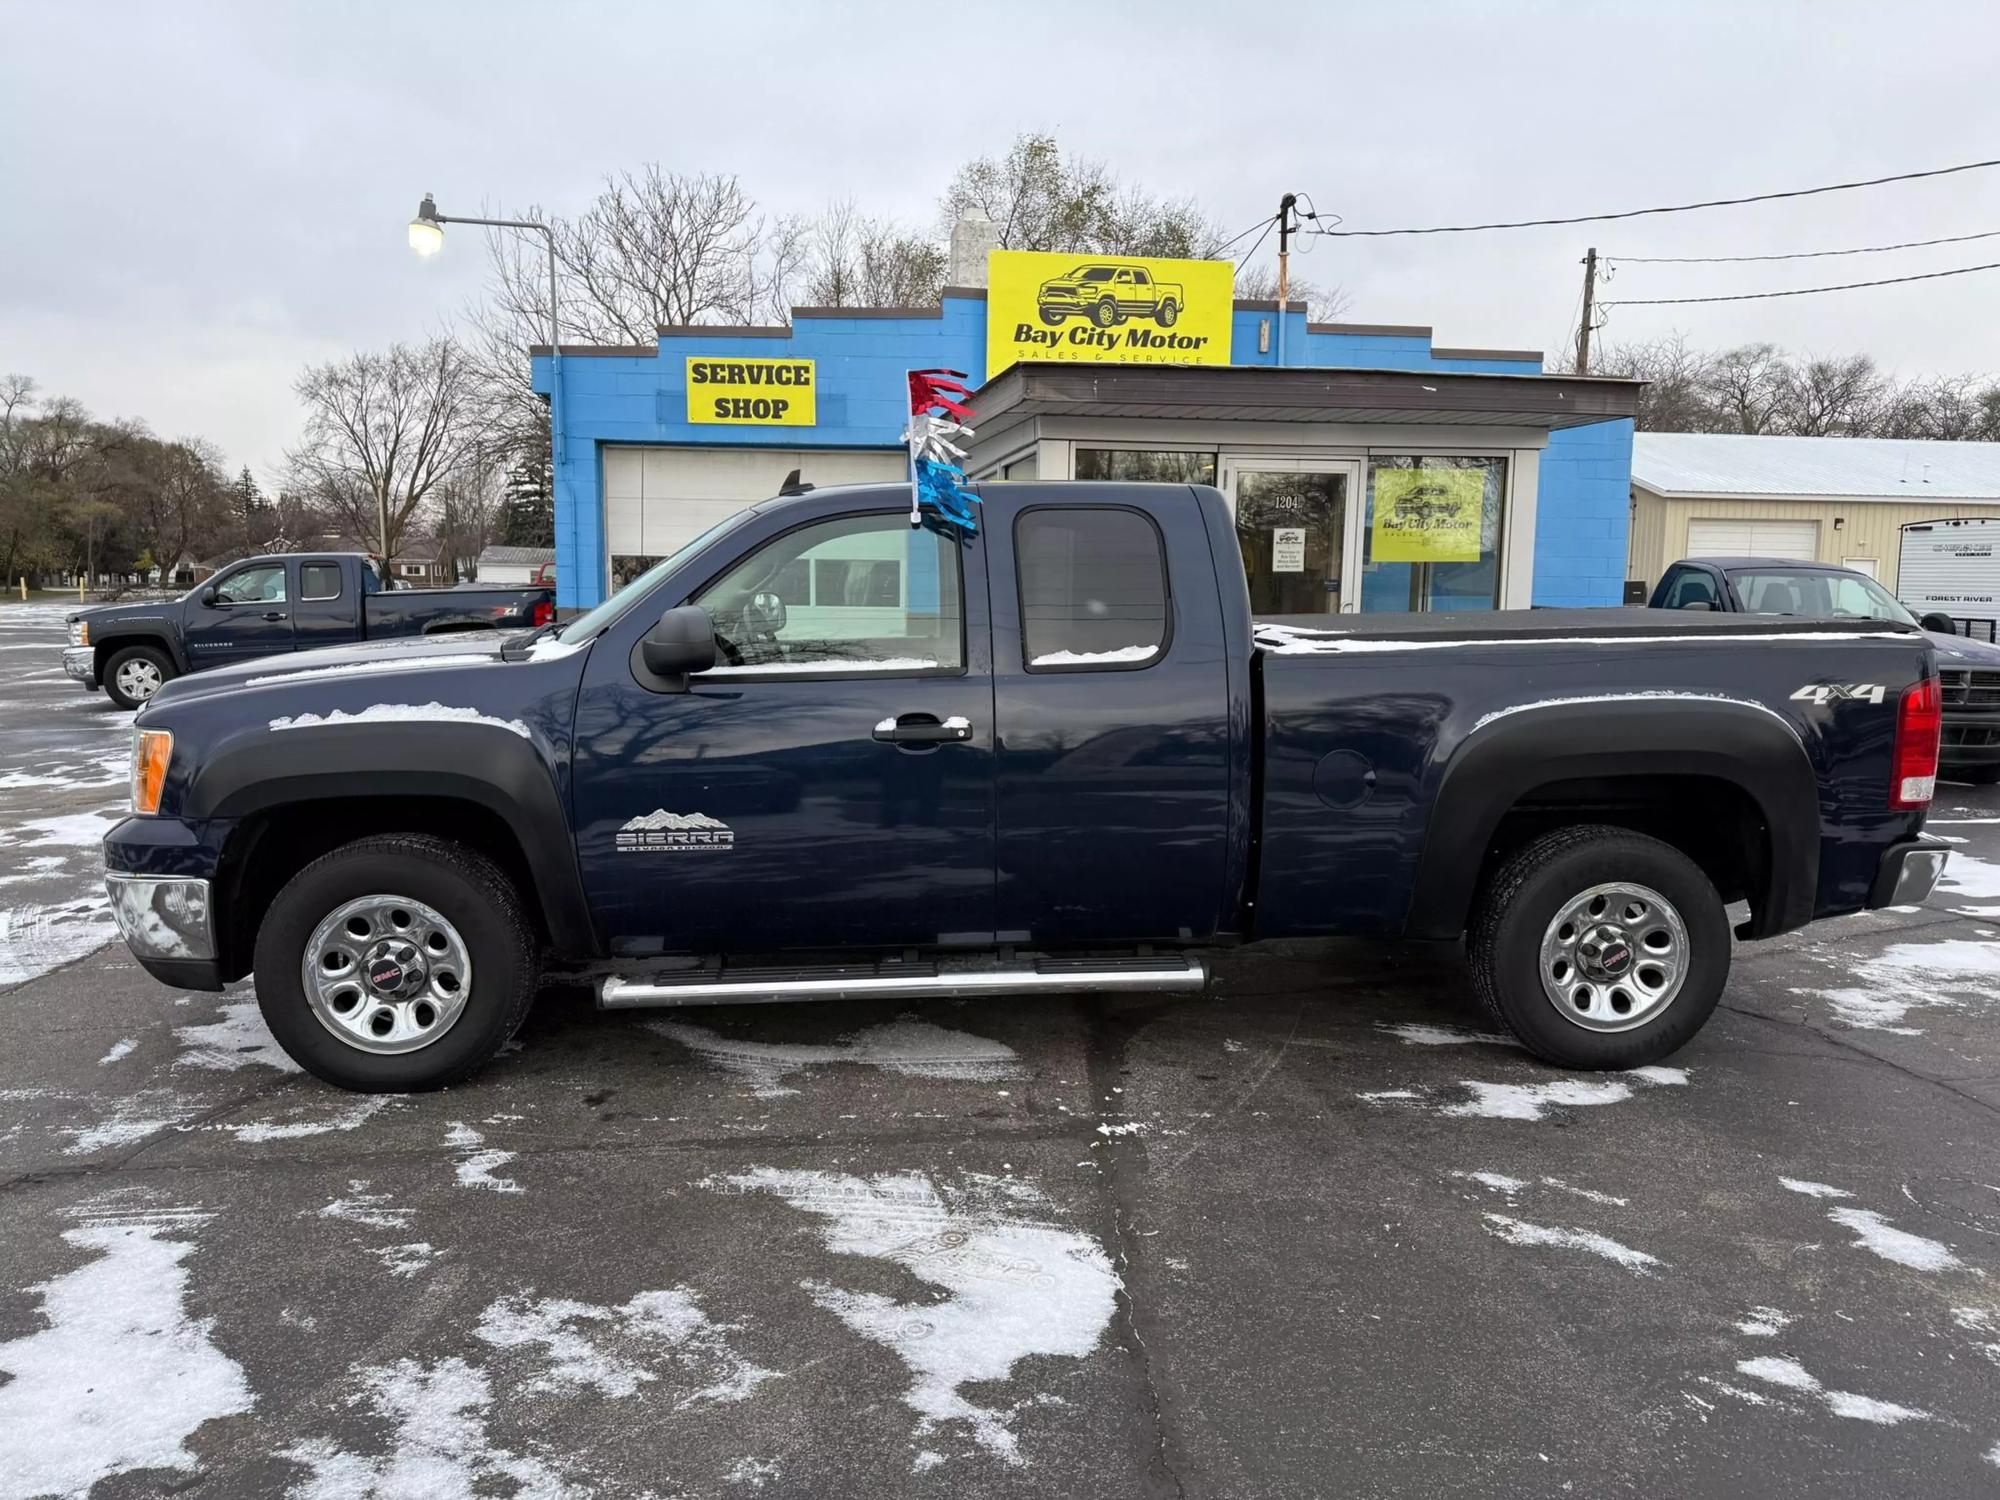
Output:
left=132, top=729, right=173, bottom=815
left=68, top=619, right=89, bottom=647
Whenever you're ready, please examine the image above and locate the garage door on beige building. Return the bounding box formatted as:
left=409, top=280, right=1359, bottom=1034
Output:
left=1684, top=519, right=1820, bottom=561
left=602, top=445, right=908, bottom=589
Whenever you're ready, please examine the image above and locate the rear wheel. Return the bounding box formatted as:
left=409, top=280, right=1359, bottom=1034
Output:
left=1156, top=299, right=1179, bottom=327
left=104, top=645, right=174, bottom=709
left=1468, top=825, right=1730, bottom=1068
left=253, top=834, right=538, bottom=1091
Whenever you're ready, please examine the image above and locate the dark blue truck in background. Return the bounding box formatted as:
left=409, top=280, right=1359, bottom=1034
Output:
left=101, top=483, right=1951, bottom=1091
left=63, top=552, right=556, bottom=708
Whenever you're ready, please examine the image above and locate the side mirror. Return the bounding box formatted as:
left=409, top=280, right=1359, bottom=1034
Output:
left=199, top=586, right=218, bottom=607
left=634, top=604, right=718, bottom=692
left=1680, top=600, right=1714, bottom=611
left=745, top=590, right=788, bottom=636
left=1919, top=612, right=1958, bottom=635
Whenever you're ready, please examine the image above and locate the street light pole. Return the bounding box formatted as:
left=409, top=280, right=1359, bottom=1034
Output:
left=407, top=192, right=565, bottom=564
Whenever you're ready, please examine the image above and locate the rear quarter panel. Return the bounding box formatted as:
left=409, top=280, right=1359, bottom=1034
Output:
left=1252, top=622, right=1933, bottom=938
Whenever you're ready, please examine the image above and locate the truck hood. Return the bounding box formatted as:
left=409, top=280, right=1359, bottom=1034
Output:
left=147, top=631, right=524, bottom=708
left=70, top=598, right=178, bottom=628
left=1927, top=629, right=2000, bottom=667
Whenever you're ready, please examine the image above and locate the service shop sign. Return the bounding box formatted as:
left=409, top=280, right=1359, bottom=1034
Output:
left=986, top=250, right=1234, bottom=379
left=687, top=357, right=817, bottom=426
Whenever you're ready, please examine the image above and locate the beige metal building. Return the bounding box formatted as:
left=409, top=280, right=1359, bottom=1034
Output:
left=1628, top=433, right=2000, bottom=594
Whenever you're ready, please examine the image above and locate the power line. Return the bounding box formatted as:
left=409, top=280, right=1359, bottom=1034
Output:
left=1214, top=213, right=1278, bottom=257
left=1236, top=214, right=1279, bottom=267
left=1611, top=226, right=2000, bottom=264
left=1312, top=156, right=2000, bottom=238
left=1602, top=259, right=2000, bottom=307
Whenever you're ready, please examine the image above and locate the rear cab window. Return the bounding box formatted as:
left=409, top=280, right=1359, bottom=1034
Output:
left=301, top=563, right=343, bottom=601
left=1016, top=507, right=1170, bottom=671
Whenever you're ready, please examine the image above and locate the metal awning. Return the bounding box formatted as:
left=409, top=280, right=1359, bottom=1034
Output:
left=967, top=361, right=1644, bottom=432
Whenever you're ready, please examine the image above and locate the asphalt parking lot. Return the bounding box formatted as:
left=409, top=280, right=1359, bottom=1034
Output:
left=3, top=601, right=2000, bottom=1498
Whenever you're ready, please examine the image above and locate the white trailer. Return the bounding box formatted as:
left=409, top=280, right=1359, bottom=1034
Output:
left=1898, top=517, right=2000, bottom=641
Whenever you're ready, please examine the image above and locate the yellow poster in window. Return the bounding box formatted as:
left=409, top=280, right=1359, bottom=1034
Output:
left=985, top=249, right=1235, bottom=380
left=1371, top=469, right=1485, bottom=563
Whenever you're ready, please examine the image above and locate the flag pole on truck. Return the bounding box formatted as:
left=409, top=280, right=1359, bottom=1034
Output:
left=902, top=369, right=981, bottom=534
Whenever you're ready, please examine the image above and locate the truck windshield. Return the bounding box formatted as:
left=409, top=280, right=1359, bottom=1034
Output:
left=1728, top=569, right=1919, bottom=626
left=554, top=510, right=756, bottom=644
left=1074, top=266, right=1115, bottom=281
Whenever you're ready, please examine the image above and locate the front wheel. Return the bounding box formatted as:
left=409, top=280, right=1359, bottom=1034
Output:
left=1037, top=306, right=1065, bottom=326
left=1093, top=298, right=1122, bottom=328
left=1467, top=825, right=1729, bottom=1069
left=253, top=834, right=539, bottom=1091
left=104, top=644, right=175, bottom=709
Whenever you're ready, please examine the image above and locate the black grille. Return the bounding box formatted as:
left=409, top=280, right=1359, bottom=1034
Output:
left=1941, top=669, right=2000, bottom=708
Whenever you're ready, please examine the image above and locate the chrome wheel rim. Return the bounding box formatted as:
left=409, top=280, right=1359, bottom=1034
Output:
left=116, top=659, right=163, bottom=701
left=302, top=894, right=471, bottom=1054
left=1537, top=881, right=1688, bottom=1032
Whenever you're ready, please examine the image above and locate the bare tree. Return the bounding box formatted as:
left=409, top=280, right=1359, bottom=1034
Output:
left=939, top=132, right=1221, bottom=256
left=288, top=339, right=483, bottom=560
left=433, top=444, right=508, bottom=580
left=1230, top=264, right=1353, bottom=323
left=1702, top=343, right=1788, bottom=435
left=798, top=199, right=947, bottom=308
left=1775, top=353, right=1886, bottom=436
left=1594, top=333, right=1720, bottom=432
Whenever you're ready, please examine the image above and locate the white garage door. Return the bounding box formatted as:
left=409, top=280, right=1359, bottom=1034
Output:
left=1685, top=519, right=1820, bottom=561
left=602, top=446, right=907, bottom=586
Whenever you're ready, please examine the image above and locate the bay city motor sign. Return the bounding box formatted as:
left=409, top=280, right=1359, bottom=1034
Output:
left=986, top=249, right=1235, bottom=380
left=687, top=357, right=817, bottom=425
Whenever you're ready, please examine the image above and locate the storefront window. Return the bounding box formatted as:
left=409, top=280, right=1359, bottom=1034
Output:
left=1074, top=448, right=1218, bottom=485
left=1360, top=456, right=1507, bottom=613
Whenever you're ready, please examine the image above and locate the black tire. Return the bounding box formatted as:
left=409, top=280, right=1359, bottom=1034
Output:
left=253, top=834, right=539, bottom=1092
left=1156, top=299, right=1179, bottom=327
left=103, top=644, right=175, bottom=709
left=1467, top=824, right=1730, bottom=1069
left=1038, top=306, right=1065, bottom=326
left=1093, top=298, right=1122, bottom=328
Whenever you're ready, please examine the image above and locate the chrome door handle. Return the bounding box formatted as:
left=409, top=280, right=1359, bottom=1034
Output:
left=262, top=611, right=288, bottom=621
left=873, top=713, right=973, bottom=744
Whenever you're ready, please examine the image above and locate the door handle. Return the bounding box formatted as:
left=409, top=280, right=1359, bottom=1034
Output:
left=262, top=611, right=288, bottom=621
left=873, top=713, right=973, bottom=744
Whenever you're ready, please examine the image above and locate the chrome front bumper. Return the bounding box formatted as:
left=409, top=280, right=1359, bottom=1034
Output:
left=106, top=874, right=214, bottom=961
left=62, top=645, right=95, bottom=685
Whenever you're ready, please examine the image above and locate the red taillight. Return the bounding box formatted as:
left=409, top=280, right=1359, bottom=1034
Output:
left=1890, top=675, right=1942, bottom=809
left=532, top=599, right=555, bottom=628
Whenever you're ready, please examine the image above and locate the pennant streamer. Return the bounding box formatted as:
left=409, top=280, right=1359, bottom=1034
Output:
left=904, top=368, right=980, bottom=534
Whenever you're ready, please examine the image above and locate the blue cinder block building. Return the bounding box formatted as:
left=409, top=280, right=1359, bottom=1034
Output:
left=531, top=284, right=1640, bottom=614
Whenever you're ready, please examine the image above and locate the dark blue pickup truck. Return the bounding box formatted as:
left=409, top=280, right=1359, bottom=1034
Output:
left=102, top=483, right=1951, bottom=1091
left=63, top=552, right=555, bottom=708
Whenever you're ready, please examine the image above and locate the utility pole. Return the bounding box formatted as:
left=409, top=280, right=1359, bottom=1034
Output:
left=1275, top=192, right=1298, bottom=366
left=1574, top=246, right=1599, bottom=374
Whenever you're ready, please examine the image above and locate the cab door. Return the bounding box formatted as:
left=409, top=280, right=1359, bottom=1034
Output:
left=571, top=502, right=996, bottom=956
left=181, top=560, right=296, bottom=668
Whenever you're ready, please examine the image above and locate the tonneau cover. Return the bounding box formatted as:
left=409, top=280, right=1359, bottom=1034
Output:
left=1254, top=607, right=1919, bottom=650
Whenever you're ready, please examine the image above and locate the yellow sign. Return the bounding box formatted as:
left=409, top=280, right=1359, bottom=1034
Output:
left=1371, top=469, right=1486, bottom=563
left=686, top=357, right=816, bottom=426
left=986, top=250, right=1234, bottom=380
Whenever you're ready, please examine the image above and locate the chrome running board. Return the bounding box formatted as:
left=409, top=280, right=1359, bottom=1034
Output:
left=597, top=953, right=1208, bottom=1009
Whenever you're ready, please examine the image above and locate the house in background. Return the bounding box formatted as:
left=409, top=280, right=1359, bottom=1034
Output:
left=475, top=544, right=556, bottom=585
left=1629, top=433, right=2000, bottom=595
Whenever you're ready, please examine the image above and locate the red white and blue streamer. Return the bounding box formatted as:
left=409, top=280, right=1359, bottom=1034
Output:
left=904, top=368, right=979, bottom=534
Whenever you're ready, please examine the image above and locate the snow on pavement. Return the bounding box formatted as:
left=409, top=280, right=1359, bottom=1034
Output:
left=650, top=1015, right=1026, bottom=1099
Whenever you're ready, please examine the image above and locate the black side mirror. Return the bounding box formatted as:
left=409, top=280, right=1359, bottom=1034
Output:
left=633, top=604, right=718, bottom=692
left=1919, top=612, right=1958, bottom=635
left=199, top=586, right=218, bottom=607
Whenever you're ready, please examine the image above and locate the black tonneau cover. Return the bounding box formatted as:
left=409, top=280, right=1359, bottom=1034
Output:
left=1253, top=607, right=1919, bottom=647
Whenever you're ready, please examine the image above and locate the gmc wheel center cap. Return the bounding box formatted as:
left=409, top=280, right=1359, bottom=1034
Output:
left=363, top=941, right=426, bottom=996
left=1578, top=927, right=1636, bottom=981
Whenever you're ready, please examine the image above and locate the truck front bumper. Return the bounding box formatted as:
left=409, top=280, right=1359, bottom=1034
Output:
left=1866, top=838, right=1951, bottom=909
left=1941, top=706, right=2000, bottom=772
left=62, top=646, right=97, bottom=688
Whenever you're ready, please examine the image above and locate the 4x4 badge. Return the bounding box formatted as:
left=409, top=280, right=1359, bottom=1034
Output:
left=616, top=810, right=735, bottom=853
left=1791, top=683, right=1887, bottom=706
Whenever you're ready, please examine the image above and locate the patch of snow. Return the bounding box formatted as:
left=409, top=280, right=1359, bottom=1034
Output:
left=1028, top=644, right=1159, bottom=666
left=1454, top=1170, right=1528, bottom=1195
left=1737, top=1355, right=1819, bottom=1392
left=1356, top=1089, right=1421, bottom=1101
left=222, top=1095, right=393, bottom=1143
left=1539, top=1176, right=1629, bottom=1207
left=1255, top=623, right=1911, bottom=655
left=0, top=893, right=117, bottom=986
left=268, top=701, right=531, bottom=739
left=709, top=656, right=942, bottom=676
left=0, top=1203, right=253, bottom=1497
left=244, top=654, right=497, bottom=688
left=475, top=1287, right=772, bottom=1405
left=1779, top=1177, right=1854, bottom=1200
left=1736, top=1307, right=1792, bottom=1338
left=649, top=1016, right=1024, bottom=1099
left=1825, top=1207, right=1961, bottom=1272
left=719, top=1168, right=1119, bottom=1465
left=1379, top=1021, right=1514, bottom=1047
left=1443, top=1079, right=1635, bottom=1120
left=285, top=1357, right=584, bottom=1499
left=1482, top=1214, right=1662, bottom=1273
left=1735, top=1356, right=1933, bottom=1425
left=376, top=1243, right=437, bottom=1279
left=13, top=808, right=123, bottom=848
left=1094, top=1121, right=1148, bottom=1137
left=1803, top=935, right=2000, bottom=1032
left=1952, top=1307, right=1993, bottom=1333
left=447, top=1122, right=524, bottom=1193
left=1938, top=849, right=2000, bottom=914
left=1223, top=1038, right=1245, bottom=1053
left=319, top=1182, right=412, bottom=1231
left=727, top=1457, right=782, bottom=1489
left=174, top=998, right=299, bottom=1073
left=98, top=1037, right=137, bottom=1065
left=64, top=1093, right=198, bottom=1153
left=1625, top=1065, right=1690, bottom=1086
left=911, top=1450, right=946, bottom=1473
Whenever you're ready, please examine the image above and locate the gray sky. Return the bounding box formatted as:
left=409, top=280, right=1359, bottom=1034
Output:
left=5, top=0, right=1998, bottom=484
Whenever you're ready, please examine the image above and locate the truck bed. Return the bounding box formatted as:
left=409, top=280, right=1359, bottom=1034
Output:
left=1253, top=607, right=1916, bottom=649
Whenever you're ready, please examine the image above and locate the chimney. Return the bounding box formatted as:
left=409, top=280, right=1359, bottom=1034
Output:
left=948, top=215, right=1000, bottom=288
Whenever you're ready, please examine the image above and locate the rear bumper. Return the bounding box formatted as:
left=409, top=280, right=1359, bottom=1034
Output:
left=1866, top=838, right=1951, bottom=909
left=62, top=646, right=97, bottom=688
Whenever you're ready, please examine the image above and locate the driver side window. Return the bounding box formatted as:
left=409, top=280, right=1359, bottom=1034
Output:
left=215, top=564, right=287, bottom=604
left=693, top=513, right=963, bottom=675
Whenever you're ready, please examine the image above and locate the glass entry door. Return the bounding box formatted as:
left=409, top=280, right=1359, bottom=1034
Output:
left=1221, top=458, right=1364, bottom=615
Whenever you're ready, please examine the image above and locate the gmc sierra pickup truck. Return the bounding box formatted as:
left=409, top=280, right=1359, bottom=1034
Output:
left=63, top=552, right=555, bottom=708
left=103, top=482, right=1950, bottom=1091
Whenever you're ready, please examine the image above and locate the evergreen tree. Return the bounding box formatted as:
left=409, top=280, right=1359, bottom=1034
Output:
left=500, top=450, right=554, bottom=548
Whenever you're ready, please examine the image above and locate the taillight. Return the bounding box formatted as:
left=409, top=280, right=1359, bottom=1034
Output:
left=1890, top=675, right=1942, bottom=809
left=532, top=599, right=555, bottom=627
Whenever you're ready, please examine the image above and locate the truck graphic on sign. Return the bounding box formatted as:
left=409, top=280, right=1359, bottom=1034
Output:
left=1037, top=262, right=1184, bottom=330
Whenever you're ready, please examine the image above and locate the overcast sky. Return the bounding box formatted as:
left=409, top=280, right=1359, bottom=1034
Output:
left=5, top=0, right=1998, bottom=483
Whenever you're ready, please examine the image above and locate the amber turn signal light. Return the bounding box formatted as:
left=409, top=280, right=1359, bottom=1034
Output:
left=132, top=729, right=173, bottom=815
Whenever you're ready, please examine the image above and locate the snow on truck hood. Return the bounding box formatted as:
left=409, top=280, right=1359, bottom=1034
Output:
left=145, top=631, right=582, bottom=708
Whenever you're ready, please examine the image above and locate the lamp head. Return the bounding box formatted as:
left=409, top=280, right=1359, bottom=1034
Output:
left=407, top=193, right=444, bottom=256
